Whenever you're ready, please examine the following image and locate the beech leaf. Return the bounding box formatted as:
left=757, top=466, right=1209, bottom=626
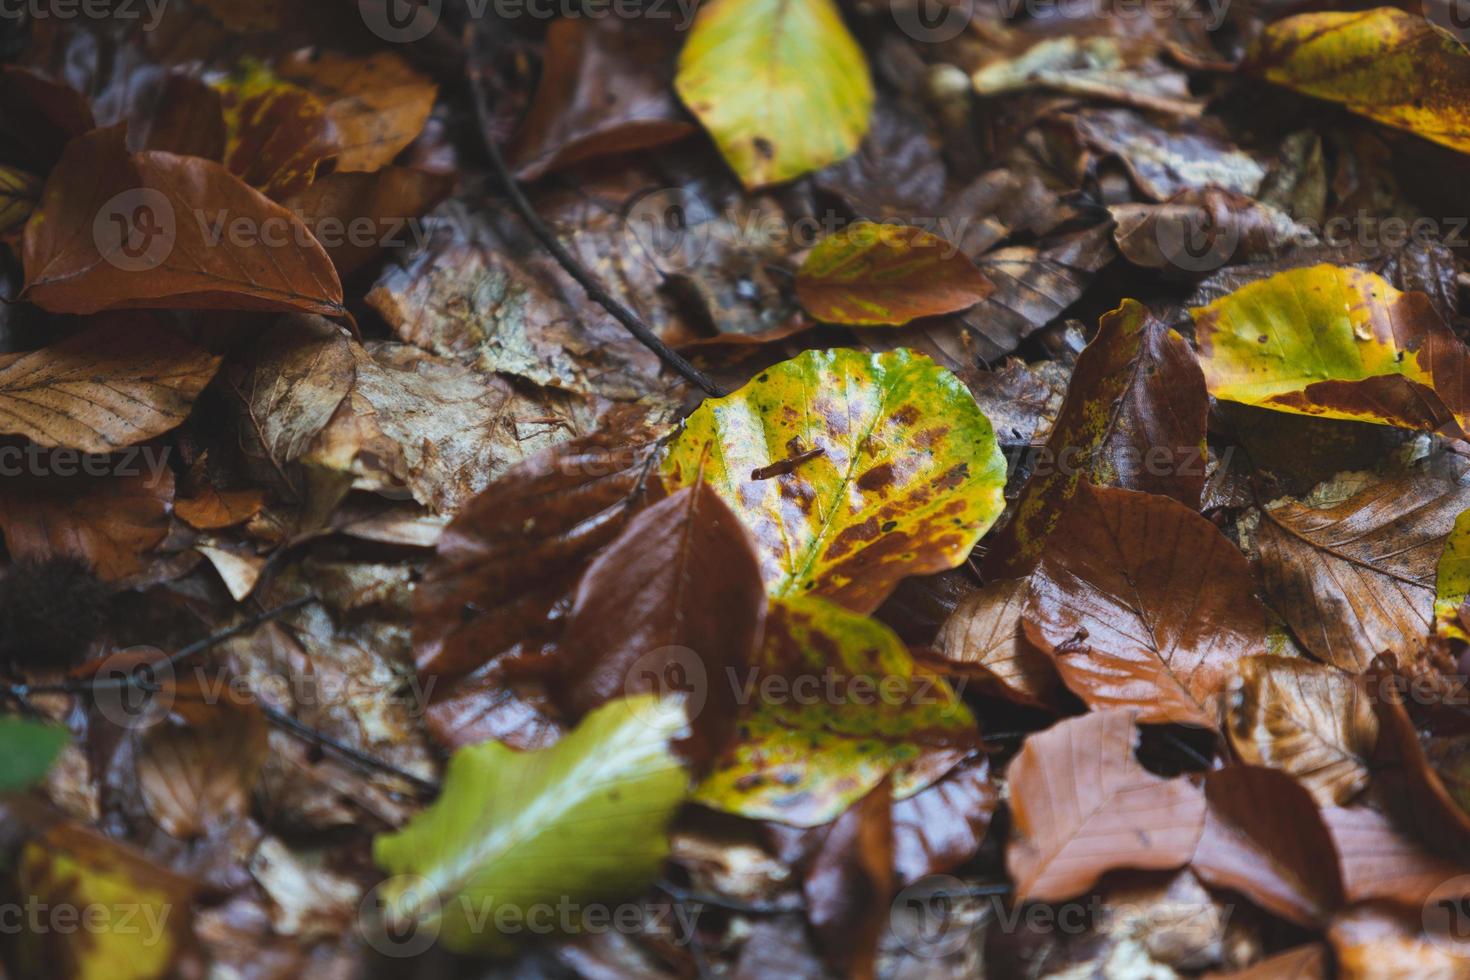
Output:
left=0, top=717, right=68, bottom=791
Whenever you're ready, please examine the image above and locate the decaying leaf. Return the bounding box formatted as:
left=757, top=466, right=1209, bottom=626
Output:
left=1436, top=507, right=1470, bottom=639
left=276, top=50, right=436, bottom=173
left=676, top=0, right=872, bottom=188
left=1006, top=709, right=1206, bottom=902
left=663, top=347, right=1006, bottom=614
left=372, top=695, right=689, bottom=955
left=1024, top=484, right=1268, bottom=728
left=933, top=577, right=1064, bottom=709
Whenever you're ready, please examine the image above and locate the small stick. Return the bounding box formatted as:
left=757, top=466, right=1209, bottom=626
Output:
left=751, top=447, right=826, bottom=481
left=464, top=31, right=724, bottom=398
left=258, top=703, right=441, bottom=797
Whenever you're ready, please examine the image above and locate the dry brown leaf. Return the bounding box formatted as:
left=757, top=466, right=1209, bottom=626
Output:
left=0, top=318, right=220, bottom=453
left=277, top=51, right=436, bottom=173
left=1006, top=708, right=1206, bottom=902
left=1226, top=655, right=1377, bottom=806
left=138, top=691, right=268, bottom=839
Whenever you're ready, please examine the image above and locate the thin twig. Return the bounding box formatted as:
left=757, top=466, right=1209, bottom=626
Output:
left=258, top=703, right=441, bottom=797
left=464, top=32, right=724, bottom=397
left=655, top=878, right=800, bottom=916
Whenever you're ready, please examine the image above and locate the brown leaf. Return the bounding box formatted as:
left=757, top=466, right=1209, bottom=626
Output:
left=0, top=65, right=95, bottom=172
left=1226, top=655, right=1377, bottom=806
left=933, top=577, right=1064, bottom=709
left=0, top=318, right=220, bottom=453
left=985, top=299, right=1209, bottom=574
left=559, top=481, right=767, bottom=767
left=1023, top=484, right=1268, bottom=728
left=284, top=167, right=454, bottom=277
left=132, top=73, right=227, bottom=159
left=509, top=18, right=694, bottom=181
left=891, top=755, right=999, bottom=886
left=1006, top=708, right=1206, bottom=902
left=803, top=780, right=893, bottom=980
left=0, top=464, right=173, bottom=582
left=1206, top=944, right=1329, bottom=979
left=1321, top=805, right=1470, bottom=906
left=412, top=411, right=666, bottom=749
left=175, top=485, right=268, bottom=531
left=1190, top=765, right=1344, bottom=927
left=138, top=688, right=268, bottom=839
left=215, top=63, right=337, bottom=198
left=22, top=126, right=344, bottom=316
left=276, top=50, right=436, bottom=173
left=1258, top=458, right=1470, bottom=673
left=1329, top=902, right=1470, bottom=979
left=1111, top=187, right=1301, bottom=274
left=1074, top=109, right=1266, bottom=201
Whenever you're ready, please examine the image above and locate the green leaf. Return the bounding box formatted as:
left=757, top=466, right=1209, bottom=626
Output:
left=1251, top=8, right=1470, bottom=156
left=372, top=695, right=689, bottom=956
left=795, top=222, right=992, bottom=326
left=1438, top=508, right=1470, bottom=640
left=662, top=347, right=1006, bottom=614
left=0, top=716, right=67, bottom=792
left=1190, top=264, right=1470, bottom=435
left=675, top=0, right=873, bottom=189
left=694, top=594, right=977, bottom=826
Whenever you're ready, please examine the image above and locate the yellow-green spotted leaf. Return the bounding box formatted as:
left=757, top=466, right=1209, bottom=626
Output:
left=795, top=222, right=993, bottom=326
left=1438, top=508, right=1470, bottom=640
left=662, top=347, right=1007, bottom=614
left=0, top=166, right=40, bottom=236
left=213, top=60, right=337, bottom=199
left=371, top=695, right=689, bottom=956
left=1251, top=8, right=1470, bottom=156
left=0, top=717, right=67, bottom=792
left=694, top=594, right=978, bottom=826
left=1190, top=265, right=1470, bottom=435
left=675, top=0, right=873, bottom=189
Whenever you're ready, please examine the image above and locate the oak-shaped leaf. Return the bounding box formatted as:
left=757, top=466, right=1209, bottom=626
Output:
left=0, top=318, right=220, bottom=453
left=22, top=126, right=343, bottom=316
left=986, top=299, right=1208, bottom=574
left=558, top=482, right=767, bottom=768
left=794, top=223, right=992, bottom=327
left=1191, top=265, right=1470, bottom=435
left=1005, top=709, right=1206, bottom=902
left=372, top=695, right=689, bottom=956
left=1190, top=765, right=1344, bottom=927
left=1251, top=8, right=1470, bottom=156
left=1257, top=458, right=1470, bottom=673
left=694, top=594, right=978, bottom=827
left=1226, top=656, right=1377, bottom=806
left=1024, top=484, right=1268, bottom=729
left=662, top=347, right=1006, bottom=614
left=675, top=0, right=872, bottom=188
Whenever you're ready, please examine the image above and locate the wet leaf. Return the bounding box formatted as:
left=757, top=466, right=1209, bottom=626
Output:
left=890, top=755, right=999, bottom=886
left=803, top=781, right=892, bottom=980
left=1225, top=656, right=1377, bottom=806
left=1075, top=108, right=1266, bottom=201
left=276, top=50, right=436, bottom=173
left=559, top=482, right=767, bottom=767
left=794, top=223, right=991, bottom=327
left=1006, top=709, right=1206, bottom=902
left=1436, top=508, right=1470, bottom=640
left=663, top=347, right=1007, bottom=614
left=213, top=59, right=337, bottom=198
left=1190, top=765, right=1344, bottom=927
left=933, top=577, right=1064, bottom=709
left=985, top=299, right=1208, bottom=574
left=1024, top=484, right=1268, bottom=728
left=283, top=167, right=453, bottom=277
left=1191, top=265, right=1470, bottom=435
left=372, top=695, right=689, bottom=956
left=0, top=318, right=220, bottom=453
left=1256, top=458, right=1470, bottom=672
left=22, top=126, right=343, bottom=316
left=676, top=0, right=872, bottom=188
left=694, top=594, right=977, bottom=827
left=1322, top=805, right=1470, bottom=905
left=1252, top=8, right=1470, bottom=156
left=137, top=690, right=268, bottom=840
left=0, top=717, right=68, bottom=792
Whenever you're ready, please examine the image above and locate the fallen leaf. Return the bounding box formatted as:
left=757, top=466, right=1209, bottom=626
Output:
left=372, top=695, right=689, bottom=955
left=276, top=50, right=436, bottom=173
left=213, top=59, right=337, bottom=198
left=0, top=318, right=220, bottom=453
left=283, top=167, right=453, bottom=277
left=0, top=165, right=41, bottom=236
left=1075, top=108, right=1267, bottom=200
left=0, top=717, right=68, bottom=791
left=1191, top=265, right=1470, bottom=435
left=1190, top=765, right=1345, bottom=927
left=1252, top=8, right=1470, bottom=156
left=1006, top=709, right=1206, bottom=902
left=794, top=223, right=991, bottom=327
left=802, top=780, right=892, bottom=980
left=662, top=347, right=1007, bottom=614
left=675, top=0, right=872, bottom=188
left=971, top=35, right=1199, bottom=117
left=175, top=485, right=268, bottom=531
left=22, top=126, right=344, bottom=316
left=1225, top=655, right=1377, bottom=806
left=558, top=482, right=767, bottom=767
left=985, top=299, right=1208, bottom=574
left=933, top=577, right=1064, bottom=709
left=1322, top=804, right=1470, bottom=905
left=890, top=755, right=999, bottom=886
left=1436, top=508, right=1470, bottom=640
left=1024, top=484, right=1269, bottom=728
left=137, top=689, right=268, bottom=839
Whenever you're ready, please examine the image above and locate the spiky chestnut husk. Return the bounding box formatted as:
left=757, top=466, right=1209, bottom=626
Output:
left=1, top=558, right=109, bottom=669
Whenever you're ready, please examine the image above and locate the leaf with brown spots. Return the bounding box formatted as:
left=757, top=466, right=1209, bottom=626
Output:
left=985, top=298, right=1208, bottom=575
left=1023, top=484, right=1269, bottom=729
left=663, top=347, right=1007, bottom=614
